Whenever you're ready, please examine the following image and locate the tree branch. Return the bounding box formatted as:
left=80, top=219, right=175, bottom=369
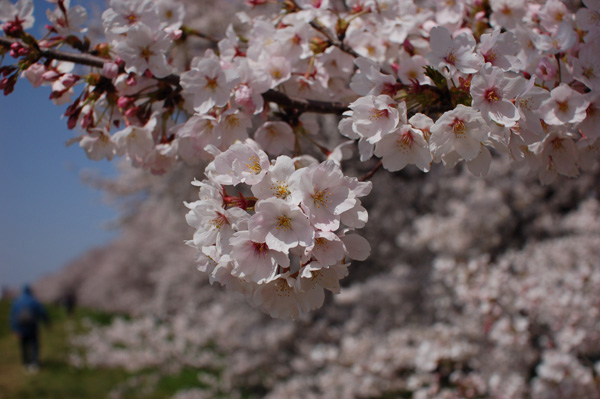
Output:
left=0, top=35, right=350, bottom=115
left=0, top=35, right=111, bottom=69
left=309, top=20, right=360, bottom=59
left=261, top=89, right=348, bottom=115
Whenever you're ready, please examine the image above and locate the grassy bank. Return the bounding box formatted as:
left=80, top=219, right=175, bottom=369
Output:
left=0, top=299, right=214, bottom=399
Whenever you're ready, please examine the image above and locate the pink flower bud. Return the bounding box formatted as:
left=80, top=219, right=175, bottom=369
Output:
left=125, top=106, right=139, bottom=118
left=235, top=85, right=254, bottom=109
left=1, top=66, right=16, bottom=76
left=3, top=20, right=24, bottom=36
left=403, top=39, right=415, bottom=56
left=80, top=109, right=94, bottom=129
left=49, top=89, right=66, bottom=99
left=3, top=76, right=16, bottom=95
left=102, top=62, right=119, bottom=79
left=168, top=29, right=183, bottom=41
left=126, top=74, right=137, bottom=86
left=21, top=64, right=45, bottom=88
left=65, top=98, right=81, bottom=117
left=117, top=96, right=133, bottom=109
left=60, top=73, right=78, bottom=88
left=67, top=113, right=79, bottom=129
left=42, top=70, right=59, bottom=81
left=475, top=10, right=486, bottom=21
left=536, top=57, right=557, bottom=81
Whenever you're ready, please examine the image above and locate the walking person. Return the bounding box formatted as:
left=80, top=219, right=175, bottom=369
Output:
left=9, top=285, right=50, bottom=373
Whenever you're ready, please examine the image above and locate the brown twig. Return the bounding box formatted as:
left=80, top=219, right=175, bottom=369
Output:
left=359, top=160, right=382, bottom=181
left=309, top=20, right=360, bottom=59
left=181, top=26, right=219, bottom=45
left=0, top=35, right=110, bottom=69
left=262, top=89, right=348, bottom=114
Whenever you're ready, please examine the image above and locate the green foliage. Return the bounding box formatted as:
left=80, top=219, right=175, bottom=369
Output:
left=423, top=65, right=448, bottom=90
left=0, top=299, right=132, bottom=399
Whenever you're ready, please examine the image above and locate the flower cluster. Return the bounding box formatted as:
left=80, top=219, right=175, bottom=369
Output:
left=184, top=139, right=370, bottom=319
left=338, top=16, right=600, bottom=183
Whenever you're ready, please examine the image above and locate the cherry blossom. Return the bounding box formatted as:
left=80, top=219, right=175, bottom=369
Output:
left=579, top=93, right=600, bottom=139
left=112, top=23, right=172, bottom=78
left=430, top=105, right=490, bottom=163
left=180, top=55, right=238, bottom=114
left=249, top=197, right=314, bottom=254
left=184, top=199, right=249, bottom=249
left=253, top=121, right=295, bottom=156
left=291, top=161, right=356, bottom=231
left=374, top=124, right=432, bottom=172
left=572, top=41, right=600, bottom=91
left=470, top=64, right=526, bottom=127
left=489, top=0, right=526, bottom=29
left=78, top=129, right=116, bottom=161
left=540, top=83, right=590, bottom=126
left=209, top=139, right=270, bottom=186
left=426, top=26, right=483, bottom=75
left=339, top=95, right=404, bottom=160
left=478, top=29, right=522, bottom=71
left=251, top=155, right=298, bottom=202
left=102, top=0, right=160, bottom=35
left=576, top=0, right=600, bottom=32
left=229, top=230, right=289, bottom=284
left=114, top=115, right=157, bottom=165
left=46, top=0, right=87, bottom=35
left=0, top=0, right=34, bottom=32
left=534, top=130, right=580, bottom=184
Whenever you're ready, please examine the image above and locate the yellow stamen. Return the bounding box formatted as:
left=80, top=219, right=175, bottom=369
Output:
left=397, top=131, right=414, bottom=151
left=557, top=101, right=569, bottom=113
left=246, top=155, right=262, bottom=175
left=369, top=108, right=389, bottom=120
left=451, top=118, right=466, bottom=138
left=485, top=88, right=500, bottom=103
left=276, top=215, right=292, bottom=231
left=311, top=189, right=331, bottom=208
left=205, top=76, right=218, bottom=91
left=271, top=181, right=291, bottom=199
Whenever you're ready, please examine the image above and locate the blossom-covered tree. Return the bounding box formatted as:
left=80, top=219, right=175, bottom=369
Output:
left=2, top=0, right=599, bottom=325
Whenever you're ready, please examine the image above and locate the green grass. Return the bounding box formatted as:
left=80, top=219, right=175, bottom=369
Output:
left=0, top=299, right=216, bottom=399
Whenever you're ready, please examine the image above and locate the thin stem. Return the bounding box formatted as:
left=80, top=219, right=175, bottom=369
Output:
left=0, top=35, right=107, bottom=69
left=309, top=19, right=360, bottom=58
left=180, top=26, right=219, bottom=46
left=263, top=89, right=348, bottom=115
left=359, top=160, right=383, bottom=181
left=555, top=53, right=562, bottom=88
left=299, top=128, right=329, bottom=154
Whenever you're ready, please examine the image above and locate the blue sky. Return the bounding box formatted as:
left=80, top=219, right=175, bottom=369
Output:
left=0, top=0, right=118, bottom=289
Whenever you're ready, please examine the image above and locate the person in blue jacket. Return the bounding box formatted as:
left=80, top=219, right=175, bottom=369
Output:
left=9, top=285, right=50, bottom=372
